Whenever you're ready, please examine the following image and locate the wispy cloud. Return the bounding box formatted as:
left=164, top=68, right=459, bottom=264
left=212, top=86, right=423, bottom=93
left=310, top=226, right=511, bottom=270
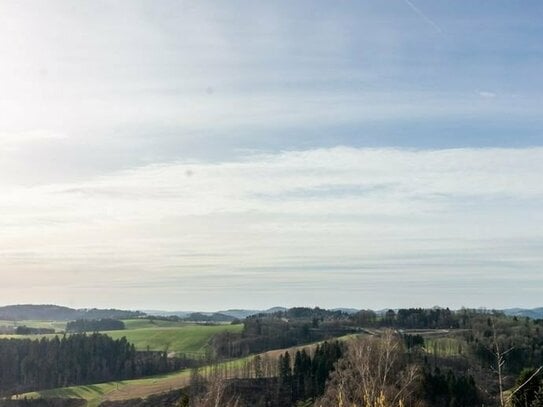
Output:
left=0, top=1, right=542, bottom=310
left=1, top=147, right=542, bottom=309
left=0, top=130, right=65, bottom=151
left=478, top=91, right=497, bottom=99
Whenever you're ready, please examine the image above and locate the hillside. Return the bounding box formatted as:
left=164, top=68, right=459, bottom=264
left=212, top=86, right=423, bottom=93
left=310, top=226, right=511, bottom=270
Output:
left=105, top=323, right=243, bottom=356
left=0, top=305, right=144, bottom=321
left=218, top=307, right=288, bottom=319
left=503, top=307, right=543, bottom=319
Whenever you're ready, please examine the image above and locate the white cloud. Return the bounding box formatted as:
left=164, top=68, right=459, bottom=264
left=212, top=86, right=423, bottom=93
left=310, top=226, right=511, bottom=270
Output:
left=0, top=130, right=66, bottom=151
left=0, top=147, right=542, bottom=309
left=478, top=91, right=497, bottom=99
left=0, top=1, right=541, bottom=309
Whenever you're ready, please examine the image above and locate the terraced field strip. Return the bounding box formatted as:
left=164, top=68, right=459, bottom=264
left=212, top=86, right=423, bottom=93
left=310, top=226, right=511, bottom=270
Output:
left=17, top=358, right=249, bottom=407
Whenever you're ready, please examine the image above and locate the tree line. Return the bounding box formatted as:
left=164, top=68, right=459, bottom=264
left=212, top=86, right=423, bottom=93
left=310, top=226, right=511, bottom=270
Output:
left=66, top=319, right=125, bottom=333
left=0, top=334, right=182, bottom=396
left=0, top=304, right=144, bottom=321
left=15, top=326, right=55, bottom=335
left=277, top=341, right=344, bottom=404
left=186, top=341, right=344, bottom=407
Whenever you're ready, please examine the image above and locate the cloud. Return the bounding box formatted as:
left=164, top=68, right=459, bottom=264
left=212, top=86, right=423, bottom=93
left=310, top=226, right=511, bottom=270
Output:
left=0, top=1, right=541, bottom=310
left=0, top=130, right=66, bottom=151
left=47, top=146, right=543, bottom=215
left=0, top=146, right=542, bottom=309
left=478, top=91, right=497, bottom=99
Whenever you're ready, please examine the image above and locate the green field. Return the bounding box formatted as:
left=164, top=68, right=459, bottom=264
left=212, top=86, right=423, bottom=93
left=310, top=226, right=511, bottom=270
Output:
left=0, top=318, right=192, bottom=333
left=106, top=323, right=243, bottom=356
left=0, top=319, right=67, bottom=331
left=0, top=320, right=242, bottom=358
left=424, top=337, right=465, bottom=357
left=122, top=318, right=196, bottom=330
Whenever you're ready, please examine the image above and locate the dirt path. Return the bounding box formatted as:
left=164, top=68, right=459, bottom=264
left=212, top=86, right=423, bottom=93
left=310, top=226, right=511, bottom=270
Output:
left=105, top=374, right=191, bottom=401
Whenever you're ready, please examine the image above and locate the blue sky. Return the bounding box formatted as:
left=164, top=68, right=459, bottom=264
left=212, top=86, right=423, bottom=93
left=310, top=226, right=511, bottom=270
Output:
left=0, top=1, right=542, bottom=310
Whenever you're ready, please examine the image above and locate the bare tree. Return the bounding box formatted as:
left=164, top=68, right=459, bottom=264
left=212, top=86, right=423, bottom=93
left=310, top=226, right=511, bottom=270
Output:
left=190, top=371, right=240, bottom=407
left=508, top=366, right=543, bottom=406
left=491, top=318, right=515, bottom=407
left=316, top=330, right=420, bottom=407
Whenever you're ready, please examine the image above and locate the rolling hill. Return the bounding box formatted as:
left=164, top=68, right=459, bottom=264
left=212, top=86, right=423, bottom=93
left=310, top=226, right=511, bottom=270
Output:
left=0, top=304, right=144, bottom=321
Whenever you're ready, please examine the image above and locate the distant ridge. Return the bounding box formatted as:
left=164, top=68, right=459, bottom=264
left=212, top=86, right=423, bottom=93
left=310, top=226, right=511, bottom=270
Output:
left=218, top=307, right=288, bottom=319
left=0, top=304, right=144, bottom=321
left=143, top=307, right=289, bottom=320
left=331, top=307, right=359, bottom=314
left=142, top=307, right=288, bottom=320
left=4, top=304, right=541, bottom=322
left=503, top=307, right=543, bottom=319
left=141, top=310, right=192, bottom=318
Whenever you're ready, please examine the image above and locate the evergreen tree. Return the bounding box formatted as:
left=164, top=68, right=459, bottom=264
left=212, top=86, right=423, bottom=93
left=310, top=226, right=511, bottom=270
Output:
left=512, top=368, right=543, bottom=407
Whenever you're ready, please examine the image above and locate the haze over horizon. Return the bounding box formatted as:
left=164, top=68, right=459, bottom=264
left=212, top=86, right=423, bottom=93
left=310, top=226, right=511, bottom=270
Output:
left=1, top=1, right=542, bottom=311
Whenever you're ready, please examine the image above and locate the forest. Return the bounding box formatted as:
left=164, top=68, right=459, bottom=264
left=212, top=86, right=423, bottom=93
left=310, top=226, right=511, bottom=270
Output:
left=0, top=334, right=185, bottom=396
left=0, top=305, right=144, bottom=321
left=191, top=308, right=543, bottom=406
left=66, top=319, right=125, bottom=333
left=2, top=307, right=543, bottom=407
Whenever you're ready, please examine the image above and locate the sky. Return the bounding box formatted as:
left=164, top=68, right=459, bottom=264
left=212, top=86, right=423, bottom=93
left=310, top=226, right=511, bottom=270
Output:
left=0, top=0, right=542, bottom=311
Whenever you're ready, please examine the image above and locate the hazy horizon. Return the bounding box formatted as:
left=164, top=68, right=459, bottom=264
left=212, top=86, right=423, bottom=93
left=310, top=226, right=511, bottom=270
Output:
left=0, top=302, right=539, bottom=314
left=1, top=1, right=542, bottom=310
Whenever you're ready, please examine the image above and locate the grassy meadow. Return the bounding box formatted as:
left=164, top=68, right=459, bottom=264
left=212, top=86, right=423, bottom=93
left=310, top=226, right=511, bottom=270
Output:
left=0, top=319, right=68, bottom=331
left=106, top=322, right=243, bottom=356
left=0, top=318, right=243, bottom=357
left=424, top=336, right=466, bottom=357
